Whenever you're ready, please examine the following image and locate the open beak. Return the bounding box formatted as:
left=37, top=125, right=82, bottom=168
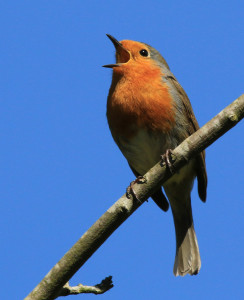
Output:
left=103, top=34, right=130, bottom=68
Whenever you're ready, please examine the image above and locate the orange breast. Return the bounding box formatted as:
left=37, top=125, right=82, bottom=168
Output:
left=107, top=61, right=175, bottom=139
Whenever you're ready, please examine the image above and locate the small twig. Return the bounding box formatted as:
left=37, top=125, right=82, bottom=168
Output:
left=55, top=276, right=113, bottom=297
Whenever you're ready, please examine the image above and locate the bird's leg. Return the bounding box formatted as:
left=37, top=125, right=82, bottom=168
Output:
left=126, top=176, right=147, bottom=202
left=161, top=149, right=176, bottom=174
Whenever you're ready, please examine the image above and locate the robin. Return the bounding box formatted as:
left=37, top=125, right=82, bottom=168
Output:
left=103, top=34, right=207, bottom=276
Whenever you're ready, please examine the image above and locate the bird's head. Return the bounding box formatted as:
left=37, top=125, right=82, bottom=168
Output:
left=103, top=34, right=170, bottom=74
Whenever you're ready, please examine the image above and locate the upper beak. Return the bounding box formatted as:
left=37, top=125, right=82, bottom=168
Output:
left=103, top=34, right=130, bottom=68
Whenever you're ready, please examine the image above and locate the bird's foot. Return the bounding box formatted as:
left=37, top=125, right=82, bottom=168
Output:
left=161, top=149, right=176, bottom=174
left=126, top=176, right=147, bottom=202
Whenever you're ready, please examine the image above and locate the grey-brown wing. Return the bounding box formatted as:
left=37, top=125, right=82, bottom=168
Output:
left=166, top=75, right=207, bottom=202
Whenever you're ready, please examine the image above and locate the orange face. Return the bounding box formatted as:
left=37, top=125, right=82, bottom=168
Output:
left=103, top=35, right=160, bottom=76
left=115, top=40, right=157, bottom=75
left=117, top=40, right=150, bottom=63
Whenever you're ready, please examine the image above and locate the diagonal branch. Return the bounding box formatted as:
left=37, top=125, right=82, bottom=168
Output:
left=25, top=94, right=244, bottom=300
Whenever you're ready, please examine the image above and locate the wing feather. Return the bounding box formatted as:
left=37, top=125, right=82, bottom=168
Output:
left=166, top=75, right=207, bottom=202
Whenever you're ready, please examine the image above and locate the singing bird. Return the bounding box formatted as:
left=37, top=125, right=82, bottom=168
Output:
left=104, top=34, right=207, bottom=276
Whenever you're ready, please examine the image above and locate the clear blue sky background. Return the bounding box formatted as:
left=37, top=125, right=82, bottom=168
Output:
left=1, top=1, right=244, bottom=299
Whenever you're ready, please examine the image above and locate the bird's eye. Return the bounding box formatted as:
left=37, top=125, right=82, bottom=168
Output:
left=139, top=49, right=149, bottom=57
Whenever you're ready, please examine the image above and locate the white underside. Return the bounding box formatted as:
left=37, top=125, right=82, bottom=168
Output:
left=119, top=129, right=164, bottom=175
left=117, top=129, right=194, bottom=187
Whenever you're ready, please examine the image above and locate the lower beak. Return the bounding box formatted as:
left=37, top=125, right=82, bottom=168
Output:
left=103, top=34, right=130, bottom=68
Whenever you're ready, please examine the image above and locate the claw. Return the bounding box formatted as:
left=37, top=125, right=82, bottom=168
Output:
left=126, top=176, right=147, bottom=202
left=161, top=149, right=176, bottom=174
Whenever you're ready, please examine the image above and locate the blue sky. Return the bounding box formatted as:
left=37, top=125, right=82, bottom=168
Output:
left=1, top=1, right=244, bottom=299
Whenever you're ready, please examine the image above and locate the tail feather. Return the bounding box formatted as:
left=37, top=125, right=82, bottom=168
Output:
left=169, top=194, right=201, bottom=277
left=163, top=160, right=202, bottom=276
left=173, top=225, right=201, bottom=276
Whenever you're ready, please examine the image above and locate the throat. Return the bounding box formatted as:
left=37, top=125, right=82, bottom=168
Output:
left=107, top=70, right=175, bottom=139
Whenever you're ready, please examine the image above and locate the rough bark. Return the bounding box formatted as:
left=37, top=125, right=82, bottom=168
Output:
left=25, top=94, right=244, bottom=300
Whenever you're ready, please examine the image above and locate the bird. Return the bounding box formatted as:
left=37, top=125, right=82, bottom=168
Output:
left=103, top=34, right=207, bottom=276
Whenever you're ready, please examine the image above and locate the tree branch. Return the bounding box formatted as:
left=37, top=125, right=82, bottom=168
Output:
left=55, top=276, right=113, bottom=298
left=25, top=94, right=244, bottom=300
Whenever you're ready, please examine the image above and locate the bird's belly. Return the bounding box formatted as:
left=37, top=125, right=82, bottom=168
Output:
left=117, top=129, right=170, bottom=175
left=117, top=128, right=196, bottom=190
